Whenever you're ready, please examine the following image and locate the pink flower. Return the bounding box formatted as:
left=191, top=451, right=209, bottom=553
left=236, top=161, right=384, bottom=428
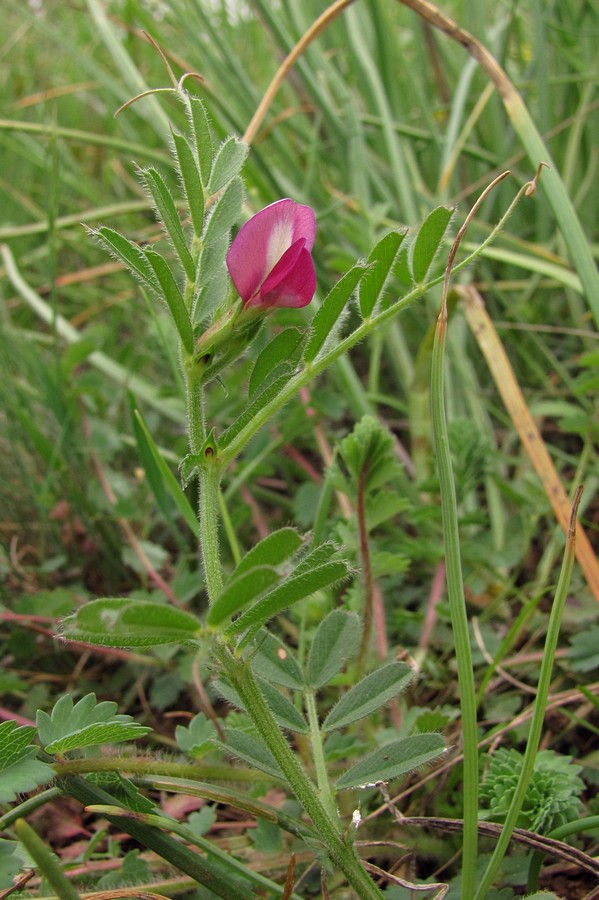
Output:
left=226, top=198, right=316, bottom=309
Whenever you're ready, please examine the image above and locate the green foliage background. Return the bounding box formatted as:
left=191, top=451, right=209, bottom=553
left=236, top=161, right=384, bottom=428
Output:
left=0, top=0, right=598, bottom=896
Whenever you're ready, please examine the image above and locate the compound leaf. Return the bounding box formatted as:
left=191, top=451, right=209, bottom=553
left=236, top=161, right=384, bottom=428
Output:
left=62, top=598, right=202, bottom=647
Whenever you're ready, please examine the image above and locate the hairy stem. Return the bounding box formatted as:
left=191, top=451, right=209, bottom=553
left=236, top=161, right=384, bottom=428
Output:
left=217, top=647, right=384, bottom=899
left=53, top=756, right=265, bottom=781
left=199, top=461, right=224, bottom=601
left=356, top=464, right=374, bottom=676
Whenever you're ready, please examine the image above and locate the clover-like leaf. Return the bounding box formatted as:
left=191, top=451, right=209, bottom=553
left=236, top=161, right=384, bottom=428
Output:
left=37, top=693, right=152, bottom=755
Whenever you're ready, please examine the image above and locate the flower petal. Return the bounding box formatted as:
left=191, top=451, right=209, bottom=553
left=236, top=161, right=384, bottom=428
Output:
left=226, top=199, right=316, bottom=304
left=259, top=245, right=316, bottom=309
left=259, top=238, right=306, bottom=295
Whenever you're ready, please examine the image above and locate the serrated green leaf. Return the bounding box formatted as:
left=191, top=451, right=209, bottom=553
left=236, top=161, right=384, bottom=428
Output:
left=410, top=206, right=453, bottom=283
left=171, top=130, right=204, bottom=235
left=306, top=609, right=361, bottom=689
left=234, top=527, right=304, bottom=577
left=37, top=693, right=151, bottom=754
left=337, top=415, right=401, bottom=494
left=46, top=722, right=150, bottom=755
left=366, top=491, right=410, bottom=530
left=359, top=231, right=406, bottom=318
left=140, top=167, right=196, bottom=281
left=188, top=805, right=218, bottom=837
left=225, top=561, right=349, bottom=639
left=207, top=566, right=280, bottom=626
left=208, top=136, right=248, bottom=193
left=131, top=406, right=198, bottom=538
left=215, top=677, right=307, bottom=734
left=249, top=328, right=303, bottom=399
left=336, top=733, right=446, bottom=790
left=62, top=598, right=202, bottom=647
left=250, top=633, right=304, bottom=690
left=304, top=264, right=367, bottom=363
left=219, top=373, right=290, bottom=451
left=187, top=97, right=213, bottom=186
left=323, top=662, right=414, bottom=732
left=175, top=713, right=217, bottom=758
left=0, top=722, right=54, bottom=802
left=371, top=550, right=409, bottom=578
left=250, top=818, right=282, bottom=854
left=0, top=838, right=28, bottom=885
left=97, top=849, right=149, bottom=891
left=202, top=176, right=243, bottom=247
left=93, top=226, right=158, bottom=288
left=220, top=728, right=283, bottom=779
left=144, top=250, right=194, bottom=354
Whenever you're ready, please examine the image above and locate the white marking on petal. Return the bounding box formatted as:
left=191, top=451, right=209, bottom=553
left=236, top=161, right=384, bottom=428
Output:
left=265, top=209, right=293, bottom=275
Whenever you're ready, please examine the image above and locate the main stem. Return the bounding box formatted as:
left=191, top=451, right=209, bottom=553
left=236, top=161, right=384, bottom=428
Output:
left=186, top=364, right=223, bottom=602
left=187, top=365, right=381, bottom=897
left=217, top=647, right=384, bottom=900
